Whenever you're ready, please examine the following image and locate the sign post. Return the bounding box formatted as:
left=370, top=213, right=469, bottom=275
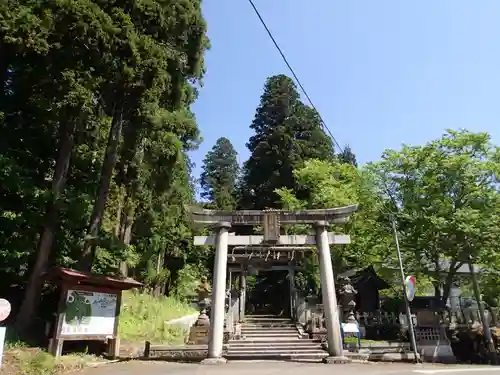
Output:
left=0, top=298, right=12, bottom=369
left=392, top=220, right=420, bottom=363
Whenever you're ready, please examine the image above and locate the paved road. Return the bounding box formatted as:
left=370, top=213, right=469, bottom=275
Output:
left=78, top=361, right=500, bottom=375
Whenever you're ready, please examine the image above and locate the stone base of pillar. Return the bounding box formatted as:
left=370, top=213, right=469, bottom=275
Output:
left=322, top=356, right=351, bottom=364
left=201, top=357, right=228, bottom=365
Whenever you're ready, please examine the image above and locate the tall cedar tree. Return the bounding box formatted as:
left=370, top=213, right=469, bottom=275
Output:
left=240, top=74, right=335, bottom=209
left=3, top=0, right=208, bottom=331
left=77, top=0, right=208, bottom=271
left=200, top=137, right=239, bottom=210
left=339, top=144, right=358, bottom=167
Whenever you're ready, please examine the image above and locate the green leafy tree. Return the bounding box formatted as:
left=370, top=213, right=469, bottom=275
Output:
left=199, top=137, right=239, bottom=210
left=276, top=159, right=391, bottom=289
left=369, top=129, right=500, bottom=302
left=240, top=74, right=335, bottom=209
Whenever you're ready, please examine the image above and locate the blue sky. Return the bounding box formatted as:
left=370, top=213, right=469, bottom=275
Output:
left=190, top=0, right=500, bottom=193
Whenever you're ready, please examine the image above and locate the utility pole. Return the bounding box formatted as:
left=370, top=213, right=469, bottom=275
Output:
left=468, top=255, right=496, bottom=364
left=391, top=219, right=421, bottom=363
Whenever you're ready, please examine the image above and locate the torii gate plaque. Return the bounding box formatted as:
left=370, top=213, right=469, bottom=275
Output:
left=189, top=204, right=358, bottom=365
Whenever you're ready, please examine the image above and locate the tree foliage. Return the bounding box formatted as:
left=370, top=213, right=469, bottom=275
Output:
left=276, top=130, right=500, bottom=303
left=369, top=129, right=500, bottom=301
left=239, top=74, right=335, bottom=209
left=339, top=144, right=358, bottom=167
left=276, top=159, right=391, bottom=293
left=199, top=137, right=239, bottom=210
left=0, top=0, right=210, bottom=332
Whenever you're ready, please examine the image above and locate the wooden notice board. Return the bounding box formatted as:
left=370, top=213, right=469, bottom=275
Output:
left=46, top=267, right=142, bottom=358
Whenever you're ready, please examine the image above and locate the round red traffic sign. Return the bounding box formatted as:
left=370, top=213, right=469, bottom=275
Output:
left=405, top=275, right=416, bottom=302
left=0, top=299, right=11, bottom=322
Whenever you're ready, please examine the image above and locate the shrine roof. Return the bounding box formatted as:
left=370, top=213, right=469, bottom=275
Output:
left=339, top=266, right=390, bottom=290
left=45, top=267, right=142, bottom=290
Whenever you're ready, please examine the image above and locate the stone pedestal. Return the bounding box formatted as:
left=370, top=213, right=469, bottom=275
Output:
left=188, top=308, right=210, bottom=345
left=234, top=322, right=242, bottom=339
left=416, top=327, right=456, bottom=364
left=201, top=357, right=228, bottom=365
left=322, top=356, right=351, bottom=364
left=188, top=326, right=210, bottom=345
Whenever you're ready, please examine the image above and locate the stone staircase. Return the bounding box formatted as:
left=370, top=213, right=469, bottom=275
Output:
left=226, top=314, right=328, bottom=361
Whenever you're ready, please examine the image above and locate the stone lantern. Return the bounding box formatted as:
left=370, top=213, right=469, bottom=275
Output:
left=188, top=277, right=212, bottom=345
left=337, top=276, right=358, bottom=323
left=194, top=276, right=212, bottom=327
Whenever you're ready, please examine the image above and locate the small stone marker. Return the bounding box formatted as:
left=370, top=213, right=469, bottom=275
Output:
left=0, top=298, right=10, bottom=369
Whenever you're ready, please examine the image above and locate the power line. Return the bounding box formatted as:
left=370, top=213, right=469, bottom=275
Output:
left=247, top=3, right=420, bottom=362
left=246, top=0, right=404, bottom=227
left=245, top=0, right=423, bottom=289
left=246, top=0, right=397, bottom=216
left=246, top=0, right=344, bottom=153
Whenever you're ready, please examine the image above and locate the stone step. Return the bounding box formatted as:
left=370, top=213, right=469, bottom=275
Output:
left=225, top=352, right=329, bottom=361
left=244, top=318, right=292, bottom=322
left=235, top=337, right=301, bottom=341
left=244, top=317, right=292, bottom=321
left=228, top=347, right=325, bottom=354
left=229, top=343, right=323, bottom=350
left=243, top=328, right=297, bottom=333
left=243, top=332, right=299, bottom=338
left=242, top=322, right=294, bottom=326
left=229, top=339, right=320, bottom=345
left=242, top=323, right=296, bottom=328
left=241, top=328, right=298, bottom=333
left=241, top=323, right=296, bottom=328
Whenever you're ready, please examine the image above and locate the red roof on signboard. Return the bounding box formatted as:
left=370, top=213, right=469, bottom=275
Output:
left=45, top=267, right=142, bottom=290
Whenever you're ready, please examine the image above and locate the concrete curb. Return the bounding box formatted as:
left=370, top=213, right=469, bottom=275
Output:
left=87, top=359, right=120, bottom=368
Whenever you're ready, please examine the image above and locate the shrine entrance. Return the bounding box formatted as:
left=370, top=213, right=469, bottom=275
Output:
left=228, top=264, right=295, bottom=320
left=247, top=269, right=290, bottom=316
left=190, top=205, right=358, bottom=364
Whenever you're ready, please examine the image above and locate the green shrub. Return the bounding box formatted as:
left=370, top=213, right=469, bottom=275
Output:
left=118, top=290, right=196, bottom=344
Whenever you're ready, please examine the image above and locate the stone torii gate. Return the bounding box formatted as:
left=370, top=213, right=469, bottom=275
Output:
left=190, top=205, right=358, bottom=364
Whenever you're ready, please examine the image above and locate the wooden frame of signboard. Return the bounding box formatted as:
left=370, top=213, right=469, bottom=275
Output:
left=46, top=267, right=142, bottom=359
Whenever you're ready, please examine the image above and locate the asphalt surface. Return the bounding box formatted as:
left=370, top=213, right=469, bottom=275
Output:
left=77, top=361, right=500, bottom=375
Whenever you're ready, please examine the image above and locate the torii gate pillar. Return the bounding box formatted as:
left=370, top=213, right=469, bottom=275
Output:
left=315, top=221, right=349, bottom=363
left=202, top=221, right=231, bottom=365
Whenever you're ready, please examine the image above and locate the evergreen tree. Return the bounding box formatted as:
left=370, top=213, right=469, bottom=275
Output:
left=1, top=0, right=209, bottom=332
left=240, top=74, right=334, bottom=209
left=200, top=137, right=239, bottom=210
left=339, top=144, right=358, bottom=167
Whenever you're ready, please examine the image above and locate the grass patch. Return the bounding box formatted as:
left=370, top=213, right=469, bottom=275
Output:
left=343, top=337, right=378, bottom=344
left=1, top=348, right=100, bottom=375
left=118, top=290, right=196, bottom=344
left=1, top=290, right=194, bottom=373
